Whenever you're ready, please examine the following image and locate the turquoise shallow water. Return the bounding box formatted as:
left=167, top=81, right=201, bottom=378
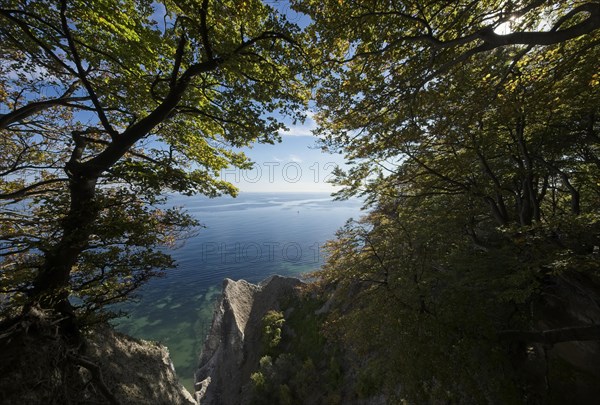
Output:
left=112, top=192, right=363, bottom=392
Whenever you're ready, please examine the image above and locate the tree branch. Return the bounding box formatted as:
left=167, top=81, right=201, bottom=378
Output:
left=0, top=90, right=88, bottom=130
left=0, top=10, right=76, bottom=75
left=233, top=31, right=299, bottom=55
left=59, top=0, right=118, bottom=139
left=67, top=354, right=121, bottom=405
left=170, top=32, right=187, bottom=89
left=78, top=58, right=222, bottom=177
left=498, top=325, right=600, bottom=345
left=80, top=136, right=161, bottom=165
left=199, top=0, right=214, bottom=60
left=0, top=178, right=67, bottom=200
left=477, top=3, right=600, bottom=47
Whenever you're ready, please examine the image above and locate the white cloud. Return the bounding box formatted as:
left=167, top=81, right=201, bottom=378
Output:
left=289, top=154, right=303, bottom=163
left=277, top=111, right=316, bottom=137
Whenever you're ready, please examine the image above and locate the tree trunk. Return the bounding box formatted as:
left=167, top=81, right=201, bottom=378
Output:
left=28, top=173, right=99, bottom=331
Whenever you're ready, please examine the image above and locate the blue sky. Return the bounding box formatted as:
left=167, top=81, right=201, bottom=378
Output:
left=223, top=114, right=347, bottom=193
left=217, top=3, right=334, bottom=193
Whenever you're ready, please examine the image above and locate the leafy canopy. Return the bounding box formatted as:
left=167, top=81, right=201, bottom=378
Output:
left=0, top=0, right=311, bottom=323
left=295, top=0, right=600, bottom=402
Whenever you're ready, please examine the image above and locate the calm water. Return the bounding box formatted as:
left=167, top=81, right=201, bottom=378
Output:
left=113, top=192, right=363, bottom=391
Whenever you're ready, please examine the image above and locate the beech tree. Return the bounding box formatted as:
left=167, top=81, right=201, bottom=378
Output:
left=296, top=1, right=600, bottom=402
left=0, top=0, right=310, bottom=329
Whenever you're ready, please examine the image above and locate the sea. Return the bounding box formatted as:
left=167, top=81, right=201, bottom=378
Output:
left=112, top=192, right=364, bottom=391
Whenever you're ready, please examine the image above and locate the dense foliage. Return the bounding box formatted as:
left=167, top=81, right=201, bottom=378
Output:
left=294, top=1, right=600, bottom=403
left=249, top=295, right=344, bottom=405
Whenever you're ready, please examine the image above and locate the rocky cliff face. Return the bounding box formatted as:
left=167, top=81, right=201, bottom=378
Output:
left=86, top=327, right=197, bottom=405
left=194, top=275, right=303, bottom=405
left=0, top=308, right=195, bottom=405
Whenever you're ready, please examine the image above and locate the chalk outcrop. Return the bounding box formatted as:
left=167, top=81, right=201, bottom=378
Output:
left=87, top=327, right=196, bottom=405
left=194, top=275, right=303, bottom=405
left=0, top=309, right=195, bottom=405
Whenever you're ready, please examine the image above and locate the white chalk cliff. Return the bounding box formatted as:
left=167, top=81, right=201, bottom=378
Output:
left=194, top=275, right=303, bottom=405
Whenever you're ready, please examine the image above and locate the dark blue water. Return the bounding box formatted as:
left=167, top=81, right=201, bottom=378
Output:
left=113, top=192, right=362, bottom=391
